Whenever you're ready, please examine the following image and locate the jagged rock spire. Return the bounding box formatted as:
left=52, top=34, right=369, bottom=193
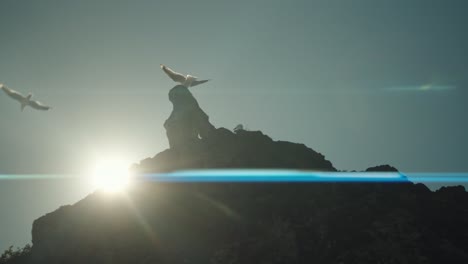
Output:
left=164, top=85, right=215, bottom=150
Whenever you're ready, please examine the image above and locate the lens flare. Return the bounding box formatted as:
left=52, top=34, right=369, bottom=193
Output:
left=91, top=158, right=131, bottom=192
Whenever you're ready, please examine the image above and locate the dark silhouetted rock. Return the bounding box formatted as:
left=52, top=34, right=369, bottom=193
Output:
left=28, top=181, right=468, bottom=264
left=12, top=86, right=468, bottom=264
left=365, top=164, right=399, bottom=172
left=164, top=85, right=216, bottom=150
left=135, top=127, right=336, bottom=173
left=146, top=85, right=335, bottom=173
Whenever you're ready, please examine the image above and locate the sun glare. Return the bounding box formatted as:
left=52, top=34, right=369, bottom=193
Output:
left=92, top=158, right=132, bottom=192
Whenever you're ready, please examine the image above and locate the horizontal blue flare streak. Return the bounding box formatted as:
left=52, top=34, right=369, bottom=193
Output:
left=1, top=171, right=468, bottom=183
left=142, top=170, right=468, bottom=183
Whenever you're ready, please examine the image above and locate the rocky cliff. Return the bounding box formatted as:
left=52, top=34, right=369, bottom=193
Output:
left=7, top=85, right=468, bottom=264
left=28, top=178, right=468, bottom=264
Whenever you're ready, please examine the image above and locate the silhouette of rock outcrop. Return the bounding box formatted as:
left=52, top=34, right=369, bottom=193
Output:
left=135, top=85, right=335, bottom=173
left=135, top=127, right=336, bottom=173
left=365, top=164, right=398, bottom=172
left=164, top=85, right=216, bottom=150
left=28, top=181, right=468, bottom=264
left=10, top=86, right=468, bottom=264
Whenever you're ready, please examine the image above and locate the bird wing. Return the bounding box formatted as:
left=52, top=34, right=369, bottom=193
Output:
left=1, top=85, right=25, bottom=102
left=161, top=64, right=186, bottom=83
left=29, top=100, right=51, bottom=111
left=190, top=79, right=210, bottom=87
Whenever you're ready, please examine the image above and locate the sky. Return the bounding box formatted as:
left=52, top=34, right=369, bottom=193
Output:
left=1, top=0, right=467, bottom=252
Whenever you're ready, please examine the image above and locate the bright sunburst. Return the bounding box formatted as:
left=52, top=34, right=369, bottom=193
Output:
left=91, top=158, right=132, bottom=192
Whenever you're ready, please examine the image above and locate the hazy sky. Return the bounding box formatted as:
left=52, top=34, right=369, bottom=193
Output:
left=1, top=0, right=467, bottom=252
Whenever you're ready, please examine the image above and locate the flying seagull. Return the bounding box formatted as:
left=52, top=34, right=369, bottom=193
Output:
left=160, top=64, right=209, bottom=88
left=0, top=84, right=52, bottom=111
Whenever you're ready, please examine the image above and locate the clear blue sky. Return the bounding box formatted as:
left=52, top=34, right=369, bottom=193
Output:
left=1, top=0, right=467, bottom=252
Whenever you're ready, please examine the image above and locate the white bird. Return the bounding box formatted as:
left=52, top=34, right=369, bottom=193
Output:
left=1, top=84, right=52, bottom=112
left=160, top=64, right=209, bottom=88
left=233, top=124, right=244, bottom=133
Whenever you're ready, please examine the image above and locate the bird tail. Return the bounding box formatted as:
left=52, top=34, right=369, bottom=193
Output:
left=21, top=103, right=27, bottom=112
left=190, top=79, right=210, bottom=87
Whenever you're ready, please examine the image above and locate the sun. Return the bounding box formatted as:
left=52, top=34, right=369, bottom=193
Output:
left=91, top=158, right=132, bottom=192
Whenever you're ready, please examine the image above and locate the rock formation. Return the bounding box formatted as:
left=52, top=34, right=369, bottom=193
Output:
left=164, top=85, right=215, bottom=150
left=27, top=179, right=468, bottom=264
left=5, top=85, right=468, bottom=264
left=137, top=85, right=335, bottom=173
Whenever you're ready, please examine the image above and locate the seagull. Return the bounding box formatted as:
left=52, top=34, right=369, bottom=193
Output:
left=233, top=124, right=244, bottom=133
left=160, top=64, right=209, bottom=88
left=1, top=84, right=52, bottom=111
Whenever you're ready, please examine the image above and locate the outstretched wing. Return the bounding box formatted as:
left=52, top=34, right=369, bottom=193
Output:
left=1, top=85, right=25, bottom=102
left=161, top=64, right=186, bottom=83
left=29, top=100, right=51, bottom=111
left=191, top=79, right=210, bottom=87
